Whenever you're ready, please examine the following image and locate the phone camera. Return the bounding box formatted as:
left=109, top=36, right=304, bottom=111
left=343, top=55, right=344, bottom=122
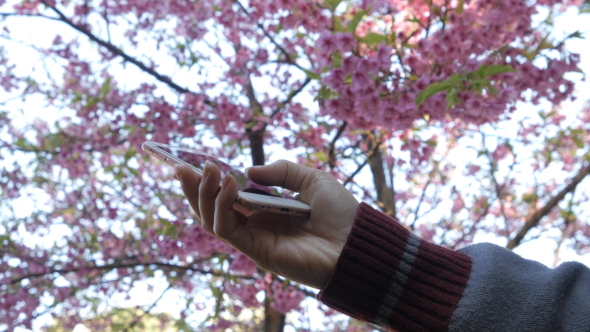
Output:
left=164, top=157, right=169, bottom=161
left=261, top=205, right=266, bottom=209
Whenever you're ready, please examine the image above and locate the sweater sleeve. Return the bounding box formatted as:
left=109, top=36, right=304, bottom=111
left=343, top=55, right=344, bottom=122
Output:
left=317, top=202, right=590, bottom=332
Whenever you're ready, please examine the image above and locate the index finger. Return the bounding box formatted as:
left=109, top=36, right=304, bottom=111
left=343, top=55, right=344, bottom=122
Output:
left=175, top=164, right=202, bottom=219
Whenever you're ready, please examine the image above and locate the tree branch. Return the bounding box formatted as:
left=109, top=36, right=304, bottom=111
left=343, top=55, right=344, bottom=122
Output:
left=0, top=12, right=61, bottom=21
left=343, top=134, right=383, bottom=186
left=38, top=0, right=213, bottom=106
left=124, top=284, right=172, bottom=332
left=327, top=121, right=347, bottom=169
left=506, top=163, right=590, bottom=250
left=342, top=156, right=369, bottom=186
left=233, top=0, right=304, bottom=71
left=410, top=165, right=436, bottom=229
left=367, top=133, right=397, bottom=217
left=270, top=77, right=312, bottom=118
left=8, top=261, right=256, bottom=285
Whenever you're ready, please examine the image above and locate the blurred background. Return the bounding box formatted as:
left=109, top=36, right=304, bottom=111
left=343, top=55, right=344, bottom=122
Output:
left=1, top=0, right=589, bottom=331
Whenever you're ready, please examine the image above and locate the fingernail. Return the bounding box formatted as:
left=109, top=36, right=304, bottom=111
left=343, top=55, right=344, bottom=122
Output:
left=203, top=160, right=211, bottom=179
left=222, top=175, right=233, bottom=190
left=245, top=166, right=260, bottom=175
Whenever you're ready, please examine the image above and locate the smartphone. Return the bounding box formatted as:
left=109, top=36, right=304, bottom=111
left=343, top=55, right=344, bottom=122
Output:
left=142, top=141, right=311, bottom=217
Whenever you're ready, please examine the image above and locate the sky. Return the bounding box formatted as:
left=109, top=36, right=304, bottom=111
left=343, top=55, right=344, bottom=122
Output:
left=0, top=1, right=589, bottom=331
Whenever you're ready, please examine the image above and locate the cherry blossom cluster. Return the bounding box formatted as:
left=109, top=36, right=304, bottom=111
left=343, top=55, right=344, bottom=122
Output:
left=269, top=280, right=306, bottom=314
left=0, top=0, right=586, bottom=330
left=320, top=0, right=580, bottom=129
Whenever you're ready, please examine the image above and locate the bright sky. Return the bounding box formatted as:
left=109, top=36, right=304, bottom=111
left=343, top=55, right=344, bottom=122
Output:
left=0, top=2, right=589, bottom=332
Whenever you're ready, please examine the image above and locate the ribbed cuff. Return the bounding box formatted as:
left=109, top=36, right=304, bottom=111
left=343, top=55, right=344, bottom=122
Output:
left=317, top=202, right=472, bottom=332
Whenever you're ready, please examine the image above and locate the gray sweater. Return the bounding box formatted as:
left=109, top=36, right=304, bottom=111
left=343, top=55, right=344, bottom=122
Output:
left=317, top=202, right=590, bottom=331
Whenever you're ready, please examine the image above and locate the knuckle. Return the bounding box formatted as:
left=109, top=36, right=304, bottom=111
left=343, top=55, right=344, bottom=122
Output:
left=203, top=224, right=214, bottom=235
left=253, top=256, right=268, bottom=272
left=274, top=159, right=290, bottom=167
left=212, top=224, right=224, bottom=238
left=318, top=170, right=336, bottom=181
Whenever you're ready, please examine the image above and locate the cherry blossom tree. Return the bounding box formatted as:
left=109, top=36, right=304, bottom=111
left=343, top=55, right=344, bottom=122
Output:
left=0, top=0, right=588, bottom=331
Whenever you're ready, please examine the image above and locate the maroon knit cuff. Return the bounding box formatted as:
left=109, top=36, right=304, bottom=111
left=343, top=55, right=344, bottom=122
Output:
left=317, top=202, right=472, bottom=332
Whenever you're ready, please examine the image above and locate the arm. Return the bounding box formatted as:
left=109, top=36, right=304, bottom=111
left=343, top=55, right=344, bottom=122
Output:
left=318, top=202, right=590, bottom=332
left=175, top=160, right=590, bottom=332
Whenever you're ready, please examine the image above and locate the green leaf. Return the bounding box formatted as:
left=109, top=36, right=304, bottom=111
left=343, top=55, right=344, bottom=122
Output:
left=71, top=91, right=83, bottom=104
left=566, top=30, right=584, bottom=39
left=572, top=134, right=584, bottom=149
left=415, top=80, right=453, bottom=108
left=426, top=139, right=437, bottom=147
left=48, top=134, right=65, bottom=149
left=327, top=0, right=344, bottom=11
left=162, top=219, right=178, bottom=238
left=85, top=96, right=99, bottom=109
left=362, top=32, right=387, bottom=46
left=449, top=74, right=462, bottom=83
left=210, top=285, right=221, bottom=299
left=479, top=64, right=515, bottom=77
left=457, top=0, right=464, bottom=14
left=314, top=150, right=328, bottom=163
left=301, top=68, right=320, bottom=80
left=405, top=17, right=422, bottom=24
left=124, top=147, right=137, bottom=160
left=446, top=88, right=460, bottom=109
left=347, top=10, right=366, bottom=33
left=486, top=85, right=499, bottom=96
left=127, top=167, right=139, bottom=177
left=332, top=51, right=342, bottom=67
left=387, top=31, right=397, bottom=44
left=100, top=77, right=112, bottom=96
left=14, top=137, right=29, bottom=149
left=316, top=86, right=332, bottom=101
left=333, top=16, right=344, bottom=32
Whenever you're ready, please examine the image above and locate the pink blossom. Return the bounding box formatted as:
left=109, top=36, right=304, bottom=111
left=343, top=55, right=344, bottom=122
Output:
left=452, top=195, right=465, bottom=214
left=336, top=32, right=357, bottom=52
left=270, top=281, right=305, bottom=314
left=317, top=32, right=339, bottom=54
left=0, top=0, right=586, bottom=330
left=229, top=252, right=257, bottom=275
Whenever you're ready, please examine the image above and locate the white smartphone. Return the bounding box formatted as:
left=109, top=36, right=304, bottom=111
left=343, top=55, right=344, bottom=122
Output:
left=142, top=141, right=311, bottom=218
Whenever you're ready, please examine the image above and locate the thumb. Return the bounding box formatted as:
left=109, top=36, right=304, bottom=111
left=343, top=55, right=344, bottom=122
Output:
left=246, top=160, right=325, bottom=193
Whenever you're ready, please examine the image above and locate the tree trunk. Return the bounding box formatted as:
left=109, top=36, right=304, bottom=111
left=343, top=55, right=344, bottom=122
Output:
left=367, top=136, right=397, bottom=218
left=247, top=128, right=286, bottom=332
left=264, top=295, right=286, bottom=332
left=248, top=129, right=266, bottom=167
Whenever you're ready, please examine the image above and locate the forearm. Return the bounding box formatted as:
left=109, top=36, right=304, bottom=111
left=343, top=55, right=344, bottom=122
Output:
left=317, top=202, right=590, bottom=332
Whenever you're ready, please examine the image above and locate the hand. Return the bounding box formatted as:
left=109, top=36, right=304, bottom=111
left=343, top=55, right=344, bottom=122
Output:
left=175, top=160, right=359, bottom=290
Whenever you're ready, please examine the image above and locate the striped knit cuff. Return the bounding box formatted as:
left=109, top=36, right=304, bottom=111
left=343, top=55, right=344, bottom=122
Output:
left=317, top=202, right=472, bottom=332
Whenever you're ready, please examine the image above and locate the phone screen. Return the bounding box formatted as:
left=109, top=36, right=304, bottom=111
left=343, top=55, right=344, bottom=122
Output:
left=157, top=145, right=280, bottom=196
